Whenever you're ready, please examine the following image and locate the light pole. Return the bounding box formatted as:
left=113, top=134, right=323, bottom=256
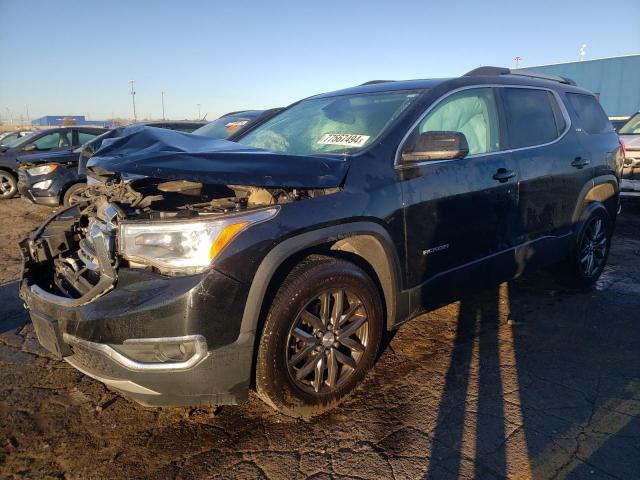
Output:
left=161, top=91, right=166, bottom=120
left=129, top=80, right=137, bottom=121
left=25, top=104, right=30, bottom=124
left=513, top=56, right=523, bottom=68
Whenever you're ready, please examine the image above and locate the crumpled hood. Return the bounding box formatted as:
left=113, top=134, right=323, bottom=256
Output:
left=87, top=125, right=350, bottom=188
left=620, top=134, right=640, bottom=152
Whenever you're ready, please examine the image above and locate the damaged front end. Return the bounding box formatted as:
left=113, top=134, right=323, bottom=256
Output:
left=21, top=176, right=339, bottom=305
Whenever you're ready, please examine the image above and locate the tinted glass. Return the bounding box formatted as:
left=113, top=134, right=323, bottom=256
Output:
left=619, top=112, right=640, bottom=135
left=238, top=91, right=422, bottom=156
left=33, top=132, right=70, bottom=150
left=193, top=113, right=258, bottom=139
left=78, top=131, right=100, bottom=145
left=502, top=88, right=559, bottom=148
left=416, top=87, right=499, bottom=155
left=567, top=93, right=613, bottom=134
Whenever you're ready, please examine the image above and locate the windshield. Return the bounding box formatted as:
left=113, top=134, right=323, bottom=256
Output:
left=619, top=113, right=640, bottom=135
left=237, top=91, right=423, bottom=156
left=4, top=131, right=37, bottom=148
left=192, top=111, right=260, bottom=139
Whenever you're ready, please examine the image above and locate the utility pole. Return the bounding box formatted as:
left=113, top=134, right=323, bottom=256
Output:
left=25, top=104, right=30, bottom=124
left=197, top=103, right=201, bottom=120
left=129, top=80, right=137, bottom=121
left=161, top=91, right=166, bottom=120
left=513, top=56, right=523, bottom=68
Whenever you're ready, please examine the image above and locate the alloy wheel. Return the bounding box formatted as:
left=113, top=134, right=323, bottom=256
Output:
left=0, top=173, right=14, bottom=196
left=286, top=288, right=369, bottom=394
left=579, top=216, right=608, bottom=277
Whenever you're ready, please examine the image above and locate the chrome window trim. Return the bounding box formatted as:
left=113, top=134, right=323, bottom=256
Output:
left=394, top=84, right=573, bottom=169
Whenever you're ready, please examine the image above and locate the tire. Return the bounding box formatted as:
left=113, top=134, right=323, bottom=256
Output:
left=0, top=171, right=18, bottom=199
left=256, top=255, right=383, bottom=419
left=62, top=183, right=87, bottom=207
left=557, top=207, right=612, bottom=289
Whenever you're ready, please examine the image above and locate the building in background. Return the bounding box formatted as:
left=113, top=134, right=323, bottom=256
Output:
left=516, top=54, right=640, bottom=118
left=31, top=115, right=111, bottom=127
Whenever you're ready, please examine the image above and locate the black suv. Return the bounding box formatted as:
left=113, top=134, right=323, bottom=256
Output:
left=0, top=126, right=107, bottom=199
left=19, top=67, right=622, bottom=418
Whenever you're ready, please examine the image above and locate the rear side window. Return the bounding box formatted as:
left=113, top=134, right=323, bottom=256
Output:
left=502, top=88, right=561, bottom=149
left=566, top=93, right=613, bottom=134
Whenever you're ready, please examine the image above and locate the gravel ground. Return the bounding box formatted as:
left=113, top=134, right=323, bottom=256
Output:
left=0, top=197, right=639, bottom=479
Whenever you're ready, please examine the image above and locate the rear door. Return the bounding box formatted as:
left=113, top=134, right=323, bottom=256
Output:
left=399, top=86, right=520, bottom=306
left=500, top=87, right=589, bottom=246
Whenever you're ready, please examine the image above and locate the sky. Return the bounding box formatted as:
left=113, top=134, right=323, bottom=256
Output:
left=0, top=0, right=639, bottom=122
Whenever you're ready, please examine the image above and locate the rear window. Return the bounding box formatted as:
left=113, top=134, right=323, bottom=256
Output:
left=502, top=88, right=562, bottom=149
left=566, top=93, right=613, bottom=134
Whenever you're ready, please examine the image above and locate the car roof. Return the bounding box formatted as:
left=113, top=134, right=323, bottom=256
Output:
left=309, top=67, right=593, bottom=100
left=311, top=78, right=452, bottom=99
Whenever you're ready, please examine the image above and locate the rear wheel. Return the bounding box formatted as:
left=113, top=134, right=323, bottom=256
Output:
left=558, top=207, right=612, bottom=289
left=256, top=255, right=383, bottom=418
left=62, top=183, right=87, bottom=206
left=0, top=171, right=17, bottom=199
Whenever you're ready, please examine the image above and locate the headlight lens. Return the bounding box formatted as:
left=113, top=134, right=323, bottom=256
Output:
left=28, top=164, right=58, bottom=176
left=119, top=208, right=278, bottom=274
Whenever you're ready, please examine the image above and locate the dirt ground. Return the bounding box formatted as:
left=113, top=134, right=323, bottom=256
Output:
left=0, top=198, right=639, bottom=480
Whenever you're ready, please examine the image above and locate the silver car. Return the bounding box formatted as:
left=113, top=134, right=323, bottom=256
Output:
left=619, top=112, right=640, bottom=199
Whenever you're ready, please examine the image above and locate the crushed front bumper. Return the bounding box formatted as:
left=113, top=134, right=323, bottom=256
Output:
left=20, top=265, right=254, bottom=407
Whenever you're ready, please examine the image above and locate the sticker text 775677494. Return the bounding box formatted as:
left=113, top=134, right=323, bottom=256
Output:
left=317, top=133, right=371, bottom=148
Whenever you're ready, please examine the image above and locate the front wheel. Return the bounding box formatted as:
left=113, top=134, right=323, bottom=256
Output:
left=558, top=207, right=612, bottom=289
left=62, top=183, right=87, bottom=207
left=256, top=255, right=383, bottom=419
left=0, top=171, right=18, bottom=199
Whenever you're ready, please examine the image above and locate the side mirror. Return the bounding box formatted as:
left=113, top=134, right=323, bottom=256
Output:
left=401, top=131, right=469, bottom=162
left=22, top=144, right=37, bottom=152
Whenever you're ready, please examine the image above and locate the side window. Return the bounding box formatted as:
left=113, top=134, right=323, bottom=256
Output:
left=78, top=131, right=100, bottom=145
left=415, top=88, right=499, bottom=155
left=566, top=93, right=613, bottom=134
left=32, top=132, right=70, bottom=150
left=502, top=88, right=560, bottom=149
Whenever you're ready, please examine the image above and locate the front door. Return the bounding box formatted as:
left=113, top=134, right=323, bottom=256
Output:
left=398, top=87, right=519, bottom=310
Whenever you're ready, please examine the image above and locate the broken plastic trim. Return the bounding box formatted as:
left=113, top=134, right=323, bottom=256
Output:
left=62, top=333, right=209, bottom=372
left=27, top=227, right=116, bottom=307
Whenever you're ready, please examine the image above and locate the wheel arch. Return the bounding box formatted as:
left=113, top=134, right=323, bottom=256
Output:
left=571, top=175, right=619, bottom=225
left=237, top=222, right=405, bottom=356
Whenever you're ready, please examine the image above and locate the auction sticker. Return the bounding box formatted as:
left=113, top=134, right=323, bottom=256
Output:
left=317, top=133, right=370, bottom=147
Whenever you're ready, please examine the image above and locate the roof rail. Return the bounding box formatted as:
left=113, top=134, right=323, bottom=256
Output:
left=464, top=66, right=576, bottom=86
left=360, top=80, right=395, bottom=86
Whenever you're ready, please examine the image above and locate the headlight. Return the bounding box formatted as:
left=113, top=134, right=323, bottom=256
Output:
left=119, top=208, right=278, bottom=274
left=28, top=164, right=58, bottom=176
left=33, top=179, right=53, bottom=190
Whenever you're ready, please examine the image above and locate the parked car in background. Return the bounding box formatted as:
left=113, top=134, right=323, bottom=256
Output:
left=0, top=130, right=34, bottom=147
left=0, top=126, right=107, bottom=199
left=78, top=110, right=280, bottom=178
left=609, top=117, right=630, bottom=133
left=20, top=68, right=622, bottom=418
left=618, top=112, right=640, bottom=199
left=17, top=121, right=206, bottom=206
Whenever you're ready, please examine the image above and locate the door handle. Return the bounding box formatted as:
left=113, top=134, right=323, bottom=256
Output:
left=493, top=168, right=516, bottom=183
left=571, top=157, right=590, bottom=169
